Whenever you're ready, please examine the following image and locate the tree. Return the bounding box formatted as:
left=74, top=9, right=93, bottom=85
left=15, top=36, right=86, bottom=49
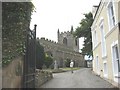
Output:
left=65, top=58, right=70, bottom=67
left=44, top=53, right=53, bottom=68
left=36, top=41, right=45, bottom=69
left=74, top=12, right=93, bottom=57
left=2, top=2, right=35, bottom=66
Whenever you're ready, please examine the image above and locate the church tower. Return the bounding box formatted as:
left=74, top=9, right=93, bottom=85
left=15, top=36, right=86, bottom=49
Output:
left=57, top=26, right=79, bottom=52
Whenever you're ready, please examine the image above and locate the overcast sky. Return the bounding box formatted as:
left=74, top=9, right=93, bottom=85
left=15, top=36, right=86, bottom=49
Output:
left=30, top=0, right=100, bottom=50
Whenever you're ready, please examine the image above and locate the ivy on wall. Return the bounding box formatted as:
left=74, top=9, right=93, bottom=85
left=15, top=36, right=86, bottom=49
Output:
left=2, top=2, right=35, bottom=67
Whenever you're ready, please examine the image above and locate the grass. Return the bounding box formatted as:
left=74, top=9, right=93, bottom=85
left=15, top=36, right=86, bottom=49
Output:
left=60, top=67, right=80, bottom=71
left=43, top=67, right=80, bottom=73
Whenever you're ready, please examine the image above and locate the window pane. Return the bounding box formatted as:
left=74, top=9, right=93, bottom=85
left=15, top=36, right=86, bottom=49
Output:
left=115, top=46, right=119, bottom=59
left=104, top=63, right=107, bottom=74
left=108, top=2, right=115, bottom=28
left=100, top=24, right=106, bottom=56
left=110, top=5, right=114, bottom=16
left=112, top=16, right=115, bottom=26
left=114, top=45, right=120, bottom=72
left=117, top=60, right=120, bottom=72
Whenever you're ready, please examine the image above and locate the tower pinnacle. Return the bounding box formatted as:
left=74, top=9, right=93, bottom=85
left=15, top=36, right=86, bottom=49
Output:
left=71, top=26, right=73, bottom=33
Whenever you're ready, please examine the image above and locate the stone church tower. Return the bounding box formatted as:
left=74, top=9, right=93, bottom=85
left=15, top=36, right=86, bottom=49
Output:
left=57, top=26, right=79, bottom=52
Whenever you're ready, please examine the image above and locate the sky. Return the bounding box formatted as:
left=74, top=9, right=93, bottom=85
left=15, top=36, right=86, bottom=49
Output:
left=30, top=0, right=100, bottom=50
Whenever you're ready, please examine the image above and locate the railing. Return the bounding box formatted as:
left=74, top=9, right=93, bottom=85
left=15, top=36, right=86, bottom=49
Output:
left=23, top=24, right=37, bottom=88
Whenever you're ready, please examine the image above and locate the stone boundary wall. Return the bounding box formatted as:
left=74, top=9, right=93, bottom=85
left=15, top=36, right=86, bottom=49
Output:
left=2, top=56, right=53, bottom=88
left=35, top=69, right=53, bottom=88
left=2, top=57, right=23, bottom=88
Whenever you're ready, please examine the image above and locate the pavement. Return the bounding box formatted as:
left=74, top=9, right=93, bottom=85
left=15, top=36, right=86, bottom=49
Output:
left=40, top=68, right=116, bottom=88
left=0, top=68, right=2, bottom=89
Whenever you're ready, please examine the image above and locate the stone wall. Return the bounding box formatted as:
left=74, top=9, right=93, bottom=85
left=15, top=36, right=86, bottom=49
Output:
left=35, top=69, right=53, bottom=88
left=2, top=56, right=53, bottom=88
left=2, top=57, right=23, bottom=88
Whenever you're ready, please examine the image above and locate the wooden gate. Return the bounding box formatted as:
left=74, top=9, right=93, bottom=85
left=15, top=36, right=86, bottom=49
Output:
left=23, top=25, right=37, bottom=88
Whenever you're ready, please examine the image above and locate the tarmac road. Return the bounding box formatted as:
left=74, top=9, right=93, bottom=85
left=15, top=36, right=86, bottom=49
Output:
left=40, top=68, right=115, bottom=88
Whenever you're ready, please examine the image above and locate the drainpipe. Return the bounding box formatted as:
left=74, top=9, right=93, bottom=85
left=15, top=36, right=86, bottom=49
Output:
left=118, top=22, right=120, bottom=71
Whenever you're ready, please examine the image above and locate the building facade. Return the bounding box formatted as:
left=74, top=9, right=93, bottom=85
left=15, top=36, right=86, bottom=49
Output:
left=38, top=27, right=85, bottom=68
left=91, top=0, right=120, bottom=87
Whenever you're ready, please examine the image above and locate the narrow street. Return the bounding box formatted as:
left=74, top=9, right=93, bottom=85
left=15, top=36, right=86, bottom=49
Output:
left=41, top=68, right=115, bottom=88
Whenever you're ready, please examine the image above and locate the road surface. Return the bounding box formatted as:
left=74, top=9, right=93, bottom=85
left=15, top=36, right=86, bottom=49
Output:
left=41, top=68, right=115, bottom=88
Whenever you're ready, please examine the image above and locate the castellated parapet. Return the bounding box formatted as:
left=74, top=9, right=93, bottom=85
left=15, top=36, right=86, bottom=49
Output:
left=59, top=31, right=71, bottom=35
left=40, top=37, right=57, bottom=44
left=39, top=37, right=74, bottom=52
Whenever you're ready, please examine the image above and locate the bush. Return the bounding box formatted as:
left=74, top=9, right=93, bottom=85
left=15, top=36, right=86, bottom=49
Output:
left=36, top=41, right=45, bottom=69
left=65, top=58, right=71, bottom=67
left=44, top=54, right=53, bottom=68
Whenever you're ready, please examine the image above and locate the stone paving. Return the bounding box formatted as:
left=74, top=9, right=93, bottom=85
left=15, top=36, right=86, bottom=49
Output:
left=40, top=68, right=116, bottom=88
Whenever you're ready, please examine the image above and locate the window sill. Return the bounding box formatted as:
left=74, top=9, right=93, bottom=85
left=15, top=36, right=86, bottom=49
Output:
left=102, top=55, right=107, bottom=59
left=93, top=42, right=101, bottom=51
left=105, top=24, right=118, bottom=39
left=104, top=74, right=108, bottom=78
left=115, top=76, right=120, bottom=78
left=103, top=60, right=107, bottom=63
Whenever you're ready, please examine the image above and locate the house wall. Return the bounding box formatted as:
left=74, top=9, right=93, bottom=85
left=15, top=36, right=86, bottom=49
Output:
left=91, top=0, right=120, bottom=87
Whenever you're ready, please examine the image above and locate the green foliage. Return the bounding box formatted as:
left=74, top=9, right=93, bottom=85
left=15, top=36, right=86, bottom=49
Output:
left=2, top=2, right=34, bottom=67
left=65, top=58, right=70, bottom=67
left=36, top=41, right=45, bottom=69
left=44, top=53, right=53, bottom=68
left=74, top=12, right=93, bottom=57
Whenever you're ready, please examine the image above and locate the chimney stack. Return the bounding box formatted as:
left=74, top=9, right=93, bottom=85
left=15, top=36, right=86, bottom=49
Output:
left=92, top=6, right=98, bottom=19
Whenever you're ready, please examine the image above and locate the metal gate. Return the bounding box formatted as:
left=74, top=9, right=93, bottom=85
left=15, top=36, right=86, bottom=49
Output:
left=23, top=24, right=37, bottom=88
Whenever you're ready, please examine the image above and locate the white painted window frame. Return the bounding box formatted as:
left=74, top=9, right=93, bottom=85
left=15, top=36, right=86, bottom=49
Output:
left=91, top=25, right=98, bottom=50
left=94, top=30, right=98, bottom=48
left=111, top=40, right=120, bottom=82
left=96, top=55, right=100, bottom=75
left=99, top=18, right=107, bottom=58
left=91, top=30, right=95, bottom=49
left=106, top=0, right=117, bottom=31
left=103, top=60, right=108, bottom=78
